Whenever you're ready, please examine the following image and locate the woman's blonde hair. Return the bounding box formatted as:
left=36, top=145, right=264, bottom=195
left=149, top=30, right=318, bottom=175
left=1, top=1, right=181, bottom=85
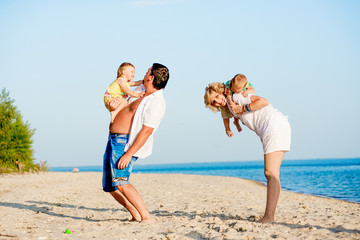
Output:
left=117, top=62, right=135, bottom=78
left=204, top=82, right=226, bottom=113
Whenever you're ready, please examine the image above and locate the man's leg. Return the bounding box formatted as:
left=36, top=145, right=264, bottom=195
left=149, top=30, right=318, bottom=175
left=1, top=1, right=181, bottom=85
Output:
left=104, top=134, right=141, bottom=221
left=109, top=190, right=141, bottom=221
left=117, top=184, right=156, bottom=223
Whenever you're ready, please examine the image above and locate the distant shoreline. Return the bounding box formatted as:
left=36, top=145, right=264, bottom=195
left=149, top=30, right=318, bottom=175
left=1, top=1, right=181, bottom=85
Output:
left=49, top=157, right=360, bottom=169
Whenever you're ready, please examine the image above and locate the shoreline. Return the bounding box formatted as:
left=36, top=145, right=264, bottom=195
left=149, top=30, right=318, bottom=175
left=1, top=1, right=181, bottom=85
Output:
left=48, top=158, right=360, bottom=204
left=6, top=170, right=360, bottom=204
left=1, top=172, right=359, bottom=239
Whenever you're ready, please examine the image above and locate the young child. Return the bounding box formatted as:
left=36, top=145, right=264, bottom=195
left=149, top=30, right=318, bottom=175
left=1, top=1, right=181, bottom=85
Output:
left=104, top=62, right=145, bottom=123
left=222, top=74, right=255, bottom=137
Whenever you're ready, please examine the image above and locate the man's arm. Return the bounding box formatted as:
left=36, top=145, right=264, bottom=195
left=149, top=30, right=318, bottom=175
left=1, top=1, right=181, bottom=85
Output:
left=117, top=125, right=154, bottom=169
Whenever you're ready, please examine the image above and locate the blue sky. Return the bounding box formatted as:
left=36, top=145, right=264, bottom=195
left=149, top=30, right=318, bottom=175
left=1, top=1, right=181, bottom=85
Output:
left=1, top=0, right=360, bottom=167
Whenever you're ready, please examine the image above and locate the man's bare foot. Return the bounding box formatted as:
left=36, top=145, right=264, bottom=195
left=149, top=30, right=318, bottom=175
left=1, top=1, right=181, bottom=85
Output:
left=140, top=217, right=157, bottom=224
left=129, top=217, right=141, bottom=222
left=258, top=215, right=275, bottom=223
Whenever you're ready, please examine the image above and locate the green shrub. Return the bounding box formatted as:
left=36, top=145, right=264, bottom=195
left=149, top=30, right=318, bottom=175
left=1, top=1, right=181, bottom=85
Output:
left=0, top=88, right=43, bottom=173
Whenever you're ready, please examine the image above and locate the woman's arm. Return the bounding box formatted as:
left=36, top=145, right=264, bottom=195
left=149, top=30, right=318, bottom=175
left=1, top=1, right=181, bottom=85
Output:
left=247, top=95, right=269, bottom=112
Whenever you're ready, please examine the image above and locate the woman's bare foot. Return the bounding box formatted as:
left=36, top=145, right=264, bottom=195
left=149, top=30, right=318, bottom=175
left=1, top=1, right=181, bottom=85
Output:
left=140, top=216, right=157, bottom=224
left=258, top=215, right=276, bottom=223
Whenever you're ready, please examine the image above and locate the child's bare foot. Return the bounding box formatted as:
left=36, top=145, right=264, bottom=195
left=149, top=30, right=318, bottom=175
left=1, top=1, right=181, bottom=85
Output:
left=226, top=130, right=234, bottom=137
left=258, top=215, right=276, bottom=223
left=141, top=217, right=157, bottom=224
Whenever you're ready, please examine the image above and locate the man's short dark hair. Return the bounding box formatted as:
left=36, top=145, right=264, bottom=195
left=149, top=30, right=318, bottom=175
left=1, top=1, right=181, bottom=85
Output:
left=151, top=63, right=169, bottom=90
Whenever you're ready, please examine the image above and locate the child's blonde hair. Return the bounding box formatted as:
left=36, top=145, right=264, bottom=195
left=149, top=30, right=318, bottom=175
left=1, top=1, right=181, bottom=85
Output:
left=230, top=74, right=248, bottom=92
left=204, top=82, right=226, bottom=113
left=117, top=62, right=135, bottom=78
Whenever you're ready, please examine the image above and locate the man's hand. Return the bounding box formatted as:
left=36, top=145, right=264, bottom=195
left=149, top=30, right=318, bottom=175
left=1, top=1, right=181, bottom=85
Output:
left=117, top=153, right=132, bottom=169
left=109, top=98, right=122, bottom=111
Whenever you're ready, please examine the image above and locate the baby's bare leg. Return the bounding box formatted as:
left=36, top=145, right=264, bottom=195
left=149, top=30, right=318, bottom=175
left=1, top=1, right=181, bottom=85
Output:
left=233, top=118, right=242, bottom=132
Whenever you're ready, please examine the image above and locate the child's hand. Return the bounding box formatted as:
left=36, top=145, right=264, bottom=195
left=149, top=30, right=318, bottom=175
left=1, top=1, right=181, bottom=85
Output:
left=136, top=92, right=145, bottom=98
left=241, top=88, right=255, bottom=97
left=226, top=130, right=234, bottom=137
left=242, top=90, right=249, bottom=97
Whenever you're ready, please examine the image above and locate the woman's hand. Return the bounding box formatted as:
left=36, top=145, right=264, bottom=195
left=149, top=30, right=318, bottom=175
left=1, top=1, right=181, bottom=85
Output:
left=231, top=104, right=244, bottom=115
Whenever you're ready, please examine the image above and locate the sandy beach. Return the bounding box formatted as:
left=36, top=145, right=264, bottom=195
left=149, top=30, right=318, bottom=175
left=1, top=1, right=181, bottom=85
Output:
left=0, top=172, right=359, bottom=240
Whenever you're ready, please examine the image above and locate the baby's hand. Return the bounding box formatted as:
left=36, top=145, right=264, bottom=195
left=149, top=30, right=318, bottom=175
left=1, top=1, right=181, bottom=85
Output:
left=226, top=130, right=234, bottom=137
left=137, top=91, right=145, bottom=98
left=242, top=90, right=249, bottom=97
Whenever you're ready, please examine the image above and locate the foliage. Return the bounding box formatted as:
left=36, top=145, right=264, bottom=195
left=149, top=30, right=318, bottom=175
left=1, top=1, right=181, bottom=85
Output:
left=0, top=88, right=43, bottom=173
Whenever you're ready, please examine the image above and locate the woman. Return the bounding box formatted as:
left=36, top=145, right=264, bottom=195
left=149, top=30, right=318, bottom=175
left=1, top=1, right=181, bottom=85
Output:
left=204, top=82, right=291, bottom=223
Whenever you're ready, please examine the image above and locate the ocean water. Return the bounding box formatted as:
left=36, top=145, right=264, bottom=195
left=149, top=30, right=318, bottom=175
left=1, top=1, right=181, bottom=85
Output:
left=51, top=158, right=360, bottom=203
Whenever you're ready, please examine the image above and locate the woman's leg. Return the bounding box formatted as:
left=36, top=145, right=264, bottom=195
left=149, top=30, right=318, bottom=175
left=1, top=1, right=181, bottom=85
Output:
left=259, top=151, right=285, bottom=223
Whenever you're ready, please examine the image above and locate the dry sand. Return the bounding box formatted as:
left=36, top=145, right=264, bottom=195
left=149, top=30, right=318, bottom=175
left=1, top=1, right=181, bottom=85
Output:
left=0, top=172, right=359, bottom=240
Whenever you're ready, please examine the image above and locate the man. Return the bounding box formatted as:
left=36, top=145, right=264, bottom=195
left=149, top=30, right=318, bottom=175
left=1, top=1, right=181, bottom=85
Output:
left=102, top=63, right=169, bottom=223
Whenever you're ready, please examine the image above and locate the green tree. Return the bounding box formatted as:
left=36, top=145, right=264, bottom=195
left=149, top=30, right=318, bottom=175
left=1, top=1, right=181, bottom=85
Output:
left=0, top=88, right=38, bottom=172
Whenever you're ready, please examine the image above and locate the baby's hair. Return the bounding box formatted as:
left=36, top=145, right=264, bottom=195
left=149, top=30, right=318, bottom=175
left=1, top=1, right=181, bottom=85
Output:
left=231, top=74, right=247, bottom=83
left=229, top=74, right=248, bottom=93
left=204, top=82, right=226, bottom=113
left=117, top=62, right=135, bottom=78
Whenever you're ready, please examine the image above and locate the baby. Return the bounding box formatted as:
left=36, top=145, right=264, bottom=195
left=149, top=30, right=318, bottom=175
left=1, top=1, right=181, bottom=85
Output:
left=104, top=62, right=145, bottom=123
left=223, top=74, right=255, bottom=137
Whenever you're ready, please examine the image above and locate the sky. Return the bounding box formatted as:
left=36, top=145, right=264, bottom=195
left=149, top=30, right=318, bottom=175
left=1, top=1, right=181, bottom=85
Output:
left=1, top=0, right=360, bottom=167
